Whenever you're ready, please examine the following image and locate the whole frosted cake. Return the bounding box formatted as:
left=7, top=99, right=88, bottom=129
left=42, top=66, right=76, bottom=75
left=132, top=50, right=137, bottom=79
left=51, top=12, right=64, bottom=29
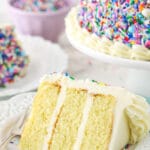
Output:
left=20, top=74, right=150, bottom=150
left=0, top=26, right=29, bottom=87
left=66, top=0, right=150, bottom=60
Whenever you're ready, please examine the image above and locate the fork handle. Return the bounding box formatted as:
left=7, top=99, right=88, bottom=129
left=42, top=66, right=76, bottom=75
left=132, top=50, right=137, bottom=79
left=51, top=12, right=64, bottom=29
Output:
left=0, top=134, right=15, bottom=150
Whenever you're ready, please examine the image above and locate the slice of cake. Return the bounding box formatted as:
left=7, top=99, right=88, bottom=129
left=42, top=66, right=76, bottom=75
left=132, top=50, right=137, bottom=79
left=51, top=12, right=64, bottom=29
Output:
left=0, top=25, right=29, bottom=87
left=66, top=0, right=150, bottom=60
left=20, top=74, right=150, bottom=150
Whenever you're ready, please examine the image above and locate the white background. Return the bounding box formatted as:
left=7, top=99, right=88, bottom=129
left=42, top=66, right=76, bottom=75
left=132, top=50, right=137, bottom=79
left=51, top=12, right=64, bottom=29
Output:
left=0, top=0, right=11, bottom=22
left=0, top=0, right=7, bottom=14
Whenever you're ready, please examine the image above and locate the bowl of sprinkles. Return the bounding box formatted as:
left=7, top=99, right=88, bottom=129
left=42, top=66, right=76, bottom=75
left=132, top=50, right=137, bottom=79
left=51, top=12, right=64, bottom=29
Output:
left=8, top=0, right=75, bottom=42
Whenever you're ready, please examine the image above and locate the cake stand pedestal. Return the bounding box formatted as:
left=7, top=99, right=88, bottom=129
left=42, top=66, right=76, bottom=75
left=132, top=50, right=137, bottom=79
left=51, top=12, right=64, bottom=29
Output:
left=67, top=34, right=150, bottom=97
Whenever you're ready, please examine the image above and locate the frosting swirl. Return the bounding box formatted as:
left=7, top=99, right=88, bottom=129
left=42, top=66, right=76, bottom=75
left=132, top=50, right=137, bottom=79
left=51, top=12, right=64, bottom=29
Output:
left=125, top=95, right=150, bottom=144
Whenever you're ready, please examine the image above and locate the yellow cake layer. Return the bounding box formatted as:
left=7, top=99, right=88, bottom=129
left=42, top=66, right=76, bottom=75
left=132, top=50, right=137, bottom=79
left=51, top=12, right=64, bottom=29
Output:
left=20, top=75, right=150, bottom=150
left=49, top=88, right=88, bottom=150
left=20, top=82, right=61, bottom=150
left=81, top=94, right=116, bottom=150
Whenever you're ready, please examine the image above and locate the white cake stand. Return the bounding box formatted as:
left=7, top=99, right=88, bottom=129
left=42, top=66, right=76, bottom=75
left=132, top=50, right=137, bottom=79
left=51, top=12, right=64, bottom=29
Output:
left=67, top=33, right=150, bottom=97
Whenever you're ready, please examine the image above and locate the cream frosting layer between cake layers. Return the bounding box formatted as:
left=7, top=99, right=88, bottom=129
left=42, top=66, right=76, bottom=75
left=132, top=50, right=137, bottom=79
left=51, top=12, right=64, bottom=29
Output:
left=73, top=94, right=93, bottom=150
left=39, top=74, right=150, bottom=150
left=42, top=85, right=67, bottom=150
left=65, top=7, right=150, bottom=61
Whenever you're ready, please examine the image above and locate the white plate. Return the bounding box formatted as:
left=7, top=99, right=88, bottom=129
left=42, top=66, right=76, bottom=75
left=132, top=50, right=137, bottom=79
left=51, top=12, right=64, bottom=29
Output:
left=0, top=35, right=68, bottom=98
left=0, top=92, right=35, bottom=150
left=67, top=33, right=150, bottom=70
left=0, top=93, right=149, bottom=150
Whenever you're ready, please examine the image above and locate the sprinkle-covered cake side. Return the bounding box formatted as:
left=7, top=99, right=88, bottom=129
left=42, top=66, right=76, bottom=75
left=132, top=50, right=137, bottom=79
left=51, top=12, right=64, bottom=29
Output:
left=0, top=26, right=29, bottom=87
left=65, top=0, right=150, bottom=60
left=78, top=0, right=150, bottom=50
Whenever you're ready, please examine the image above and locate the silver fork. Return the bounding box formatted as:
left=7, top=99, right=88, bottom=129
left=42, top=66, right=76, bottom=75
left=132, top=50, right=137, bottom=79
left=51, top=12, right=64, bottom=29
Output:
left=0, top=110, right=29, bottom=149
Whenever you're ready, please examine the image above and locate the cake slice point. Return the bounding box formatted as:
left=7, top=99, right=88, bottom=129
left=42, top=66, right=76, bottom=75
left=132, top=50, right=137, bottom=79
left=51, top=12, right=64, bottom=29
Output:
left=20, top=82, right=61, bottom=150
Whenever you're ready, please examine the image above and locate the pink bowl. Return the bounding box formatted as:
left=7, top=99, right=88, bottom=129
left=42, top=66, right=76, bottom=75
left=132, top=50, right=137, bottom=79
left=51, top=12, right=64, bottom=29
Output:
left=8, top=0, right=75, bottom=42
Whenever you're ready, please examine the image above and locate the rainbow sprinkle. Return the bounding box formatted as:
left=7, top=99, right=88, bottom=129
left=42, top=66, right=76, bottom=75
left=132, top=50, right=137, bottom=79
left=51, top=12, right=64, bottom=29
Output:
left=12, top=0, right=69, bottom=12
left=64, top=73, right=107, bottom=86
left=78, top=0, right=150, bottom=50
left=0, top=26, right=29, bottom=87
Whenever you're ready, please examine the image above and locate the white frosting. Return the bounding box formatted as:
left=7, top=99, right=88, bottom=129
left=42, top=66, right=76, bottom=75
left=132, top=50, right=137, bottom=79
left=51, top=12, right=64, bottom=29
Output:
left=65, top=7, right=150, bottom=61
left=43, top=85, right=67, bottom=150
left=40, top=74, right=150, bottom=150
left=110, top=42, right=131, bottom=58
left=131, top=45, right=150, bottom=60
left=73, top=94, right=93, bottom=150
left=125, top=95, right=150, bottom=144
left=142, top=8, right=150, bottom=18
